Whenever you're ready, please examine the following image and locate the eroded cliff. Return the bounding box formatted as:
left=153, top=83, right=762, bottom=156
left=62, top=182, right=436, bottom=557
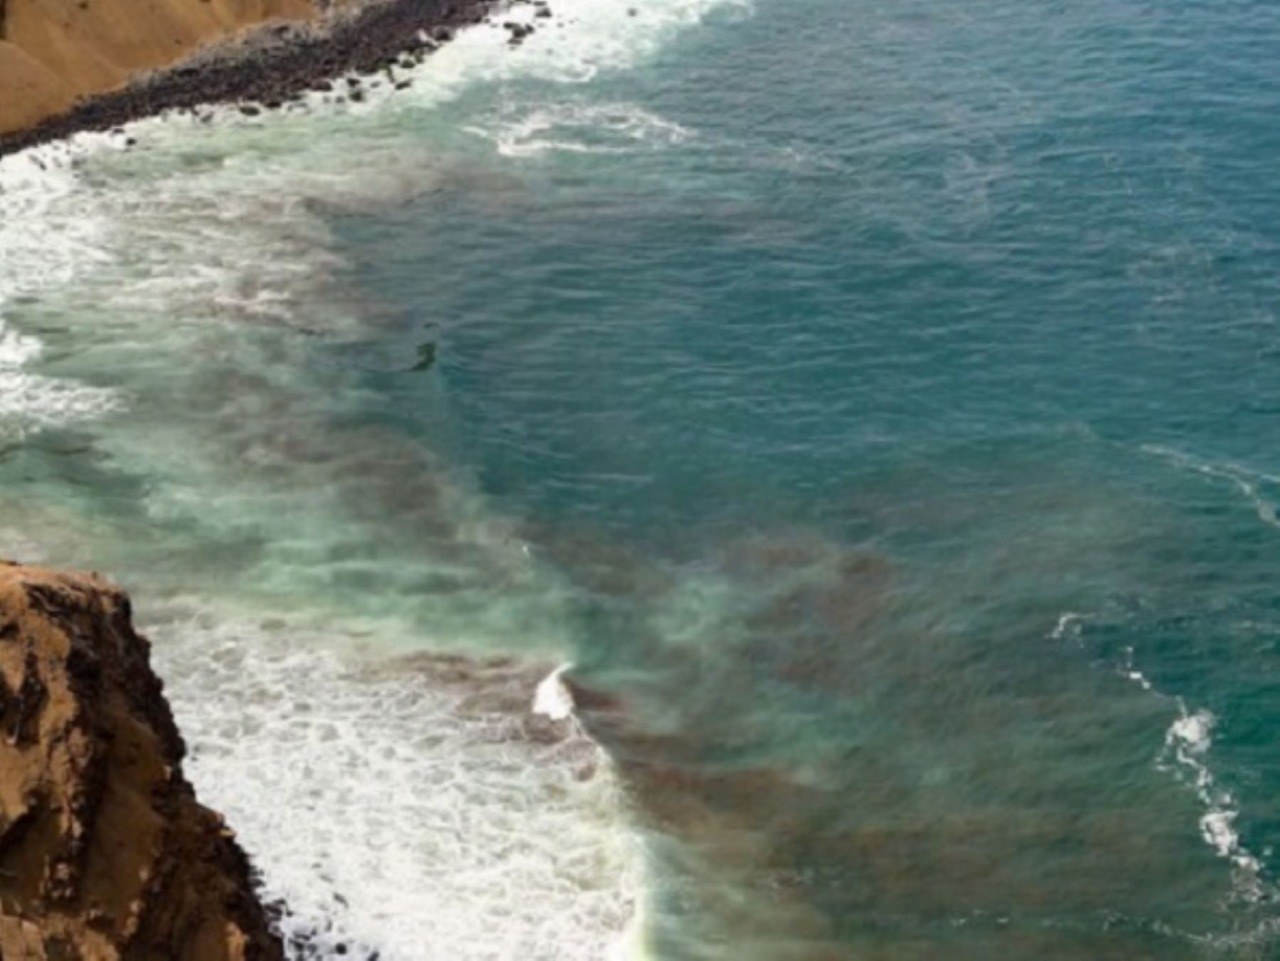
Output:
left=0, top=562, right=282, bottom=961
left=0, top=0, right=313, bottom=134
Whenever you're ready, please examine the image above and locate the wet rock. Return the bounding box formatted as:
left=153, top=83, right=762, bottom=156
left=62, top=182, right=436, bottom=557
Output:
left=503, top=20, right=536, bottom=44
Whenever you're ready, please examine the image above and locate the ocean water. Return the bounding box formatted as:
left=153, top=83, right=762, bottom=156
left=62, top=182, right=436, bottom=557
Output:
left=4, top=0, right=1280, bottom=956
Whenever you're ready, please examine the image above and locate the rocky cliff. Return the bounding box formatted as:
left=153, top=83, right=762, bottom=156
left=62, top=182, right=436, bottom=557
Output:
left=0, top=0, right=313, bottom=134
left=0, top=0, right=497, bottom=155
left=0, top=562, right=282, bottom=961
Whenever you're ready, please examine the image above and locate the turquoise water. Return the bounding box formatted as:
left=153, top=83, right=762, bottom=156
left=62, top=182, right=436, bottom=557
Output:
left=5, top=0, right=1280, bottom=956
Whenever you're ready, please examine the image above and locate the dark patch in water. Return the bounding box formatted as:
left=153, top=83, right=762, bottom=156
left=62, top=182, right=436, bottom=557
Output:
left=555, top=528, right=1239, bottom=960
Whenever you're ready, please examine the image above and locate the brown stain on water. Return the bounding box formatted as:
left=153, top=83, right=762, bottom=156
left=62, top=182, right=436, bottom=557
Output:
left=556, top=530, right=1242, bottom=960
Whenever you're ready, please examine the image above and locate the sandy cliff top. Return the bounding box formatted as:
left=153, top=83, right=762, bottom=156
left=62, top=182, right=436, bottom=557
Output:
left=0, top=0, right=313, bottom=134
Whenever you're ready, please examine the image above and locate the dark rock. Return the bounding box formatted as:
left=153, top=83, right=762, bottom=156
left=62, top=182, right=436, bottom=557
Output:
left=0, top=0, right=500, bottom=157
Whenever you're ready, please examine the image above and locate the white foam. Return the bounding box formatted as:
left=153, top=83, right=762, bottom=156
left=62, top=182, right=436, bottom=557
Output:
left=471, top=101, right=694, bottom=157
left=0, top=376, right=118, bottom=438
left=1118, top=645, right=1154, bottom=691
left=0, top=134, right=125, bottom=307
left=149, top=612, right=641, bottom=961
left=0, top=320, right=41, bottom=368
left=1122, top=667, right=1154, bottom=691
left=1107, top=637, right=1268, bottom=900
left=395, top=0, right=752, bottom=94
left=1142, top=444, right=1280, bottom=532
left=0, top=319, right=119, bottom=439
left=1161, top=704, right=1264, bottom=898
left=534, top=663, right=578, bottom=721
left=1046, top=610, right=1085, bottom=643
left=1134, top=446, right=1280, bottom=894
left=0, top=141, right=124, bottom=437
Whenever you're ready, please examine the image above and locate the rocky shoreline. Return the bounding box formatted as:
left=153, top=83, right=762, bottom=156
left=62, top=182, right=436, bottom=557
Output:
left=0, top=0, right=505, bottom=158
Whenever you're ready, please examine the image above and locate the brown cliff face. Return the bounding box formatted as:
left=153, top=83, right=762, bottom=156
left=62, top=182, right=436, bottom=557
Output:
left=0, top=0, right=314, bottom=134
left=0, top=563, right=283, bottom=961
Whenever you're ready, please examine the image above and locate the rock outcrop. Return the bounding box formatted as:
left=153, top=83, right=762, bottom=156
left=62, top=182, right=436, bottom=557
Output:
left=0, top=562, right=282, bottom=961
left=0, top=0, right=314, bottom=135
left=0, top=0, right=496, bottom=156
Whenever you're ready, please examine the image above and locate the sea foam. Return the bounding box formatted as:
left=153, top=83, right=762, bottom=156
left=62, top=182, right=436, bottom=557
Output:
left=149, top=612, right=641, bottom=960
left=476, top=101, right=695, bottom=158
left=0, top=142, right=123, bottom=437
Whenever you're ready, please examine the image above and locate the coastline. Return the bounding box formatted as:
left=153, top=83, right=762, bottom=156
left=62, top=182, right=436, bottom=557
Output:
left=0, top=0, right=720, bottom=953
left=0, top=0, right=501, bottom=159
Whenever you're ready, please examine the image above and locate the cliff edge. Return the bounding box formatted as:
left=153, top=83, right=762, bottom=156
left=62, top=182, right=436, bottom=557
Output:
left=0, top=562, right=282, bottom=961
left=0, top=0, right=313, bottom=135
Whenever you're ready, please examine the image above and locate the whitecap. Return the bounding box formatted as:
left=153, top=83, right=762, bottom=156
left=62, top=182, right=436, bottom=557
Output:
left=0, top=319, right=119, bottom=438
left=1046, top=610, right=1085, bottom=643
left=1106, top=633, right=1266, bottom=900
left=1161, top=704, right=1265, bottom=898
left=535, top=663, right=579, bottom=721
left=0, top=140, right=124, bottom=437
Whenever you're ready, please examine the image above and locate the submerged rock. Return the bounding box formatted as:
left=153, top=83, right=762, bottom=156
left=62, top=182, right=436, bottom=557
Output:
left=0, top=563, right=282, bottom=961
